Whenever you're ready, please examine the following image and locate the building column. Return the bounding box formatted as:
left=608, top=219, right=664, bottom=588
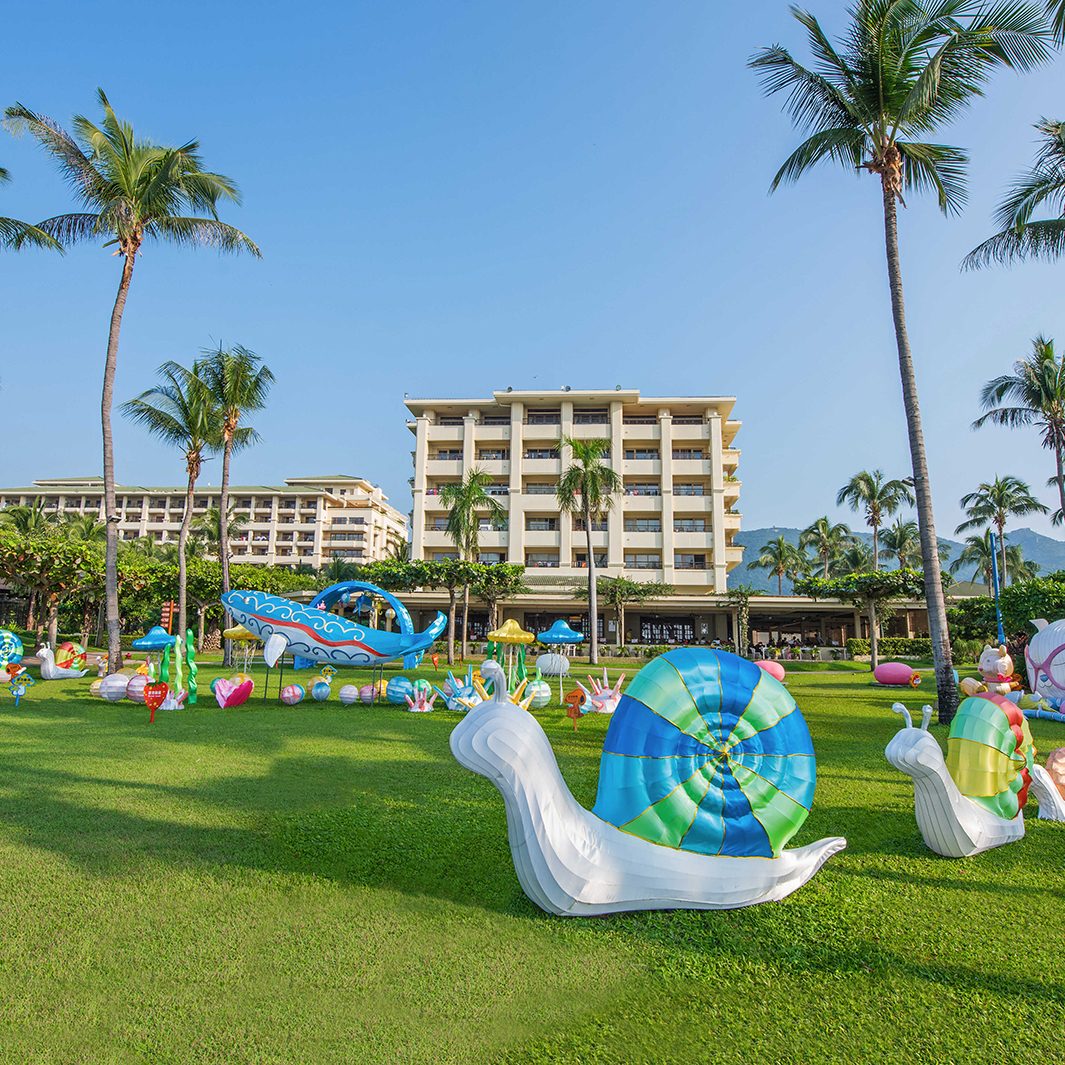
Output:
left=659, top=409, right=674, bottom=585
left=507, top=401, right=524, bottom=564
left=707, top=408, right=728, bottom=593
left=607, top=401, right=624, bottom=570
left=411, top=414, right=430, bottom=560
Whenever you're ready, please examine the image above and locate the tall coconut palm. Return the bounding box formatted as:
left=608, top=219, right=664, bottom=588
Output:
left=0, top=166, right=62, bottom=252
left=831, top=541, right=877, bottom=576
left=964, top=118, right=1065, bottom=267
left=191, top=506, right=249, bottom=559
left=120, top=362, right=220, bottom=636
left=439, top=468, right=507, bottom=661
left=949, top=529, right=1038, bottom=586
left=973, top=336, right=1065, bottom=522
left=955, top=475, right=1048, bottom=586
left=747, top=536, right=803, bottom=596
left=878, top=517, right=921, bottom=570
left=836, top=471, right=915, bottom=573
left=750, top=3, right=1054, bottom=722
left=194, top=344, right=273, bottom=665
left=4, top=91, right=260, bottom=670
left=556, top=437, right=622, bottom=665
left=799, top=517, right=855, bottom=577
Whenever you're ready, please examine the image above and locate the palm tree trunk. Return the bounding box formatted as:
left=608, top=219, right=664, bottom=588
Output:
left=177, top=470, right=196, bottom=636
left=1056, top=445, right=1065, bottom=524
left=868, top=599, right=878, bottom=671
left=997, top=518, right=1008, bottom=590
left=777, top=571, right=783, bottom=596
left=881, top=177, right=957, bottom=723
left=446, top=585, right=456, bottom=666
left=585, top=500, right=598, bottom=665
left=220, top=439, right=233, bottom=668
left=461, top=579, right=470, bottom=661
left=103, top=252, right=136, bottom=672
left=617, top=600, right=625, bottom=648
left=872, top=526, right=879, bottom=572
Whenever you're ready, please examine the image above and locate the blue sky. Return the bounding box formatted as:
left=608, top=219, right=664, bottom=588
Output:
left=2, top=1, right=1063, bottom=541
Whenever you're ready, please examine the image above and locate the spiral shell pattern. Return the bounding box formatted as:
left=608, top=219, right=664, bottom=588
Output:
left=946, top=693, right=1035, bottom=820
left=592, top=649, right=816, bottom=859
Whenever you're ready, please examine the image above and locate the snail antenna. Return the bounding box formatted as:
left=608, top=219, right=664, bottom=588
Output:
left=892, top=702, right=913, bottom=729
left=920, top=705, right=933, bottom=732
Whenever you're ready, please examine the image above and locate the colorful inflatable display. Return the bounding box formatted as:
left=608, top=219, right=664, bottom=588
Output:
left=1025, top=618, right=1065, bottom=702
left=873, top=662, right=919, bottom=687
left=280, top=684, right=305, bottom=705
left=755, top=660, right=786, bottom=682
left=450, top=653, right=845, bottom=915
left=222, top=582, right=446, bottom=670
left=37, top=643, right=89, bottom=680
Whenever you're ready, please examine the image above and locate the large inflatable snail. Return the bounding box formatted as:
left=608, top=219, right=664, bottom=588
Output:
left=885, top=694, right=1035, bottom=857
left=450, top=649, right=846, bottom=915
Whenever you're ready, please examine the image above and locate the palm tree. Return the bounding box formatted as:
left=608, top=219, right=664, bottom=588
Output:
left=949, top=529, right=1039, bottom=586
left=836, top=471, right=915, bottom=573
left=4, top=90, right=260, bottom=670
left=390, top=540, right=412, bottom=562
left=878, top=518, right=921, bottom=570
left=121, top=361, right=220, bottom=636
left=964, top=118, right=1065, bottom=268
left=0, top=166, right=62, bottom=252
left=973, top=336, right=1065, bottom=523
left=799, top=517, right=854, bottom=577
left=0, top=501, right=57, bottom=535
left=556, top=436, right=622, bottom=665
left=191, top=506, right=249, bottom=558
left=439, top=468, right=507, bottom=660
left=750, top=4, right=1053, bottom=722
left=195, top=344, right=273, bottom=666
left=60, top=512, right=107, bottom=551
left=955, top=475, right=1048, bottom=586
left=747, top=536, right=802, bottom=596
left=831, top=541, right=877, bottom=576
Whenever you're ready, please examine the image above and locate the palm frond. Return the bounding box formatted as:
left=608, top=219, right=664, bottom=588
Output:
left=146, top=216, right=261, bottom=256
left=962, top=218, right=1065, bottom=267
left=748, top=45, right=861, bottom=134
left=34, top=213, right=106, bottom=245
left=0, top=216, right=65, bottom=252
left=770, top=127, right=868, bottom=188
left=897, top=139, right=968, bottom=212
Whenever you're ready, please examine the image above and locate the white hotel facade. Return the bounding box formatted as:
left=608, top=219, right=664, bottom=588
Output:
left=405, top=388, right=744, bottom=592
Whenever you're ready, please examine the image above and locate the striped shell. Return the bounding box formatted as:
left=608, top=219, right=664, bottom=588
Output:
left=592, top=649, right=816, bottom=858
left=946, top=694, right=1035, bottom=820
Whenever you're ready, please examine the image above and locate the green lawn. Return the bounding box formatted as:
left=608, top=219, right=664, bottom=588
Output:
left=1, top=661, right=1063, bottom=1064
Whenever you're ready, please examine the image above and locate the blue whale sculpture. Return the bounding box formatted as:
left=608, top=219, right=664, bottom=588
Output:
left=221, top=589, right=446, bottom=669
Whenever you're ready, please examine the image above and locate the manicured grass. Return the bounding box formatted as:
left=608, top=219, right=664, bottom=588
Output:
left=1, top=661, right=1063, bottom=1063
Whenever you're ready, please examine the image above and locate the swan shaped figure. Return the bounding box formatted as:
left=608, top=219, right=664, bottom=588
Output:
left=450, top=655, right=846, bottom=915
left=36, top=645, right=89, bottom=681
left=885, top=700, right=1030, bottom=857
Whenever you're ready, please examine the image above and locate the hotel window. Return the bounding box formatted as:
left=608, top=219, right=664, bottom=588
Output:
left=625, top=483, right=660, bottom=496
left=674, top=484, right=704, bottom=496
left=573, top=409, right=608, bottom=424
left=526, top=552, right=559, bottom=568
left=624, top=518, right=661, bottom=532
left=672, top=416, right=704, bottom=425
left=332, top=517, right=349, bottom=525
left=434, top=449, right=462, bottom=460
left=525, top=483, right=556, bottom=495
left=524, top=447, right=559, bottom=460
left=238, top=498, right=252, bottom=508
left=526, top=517, right=558, bottom=531
left=625, top=553, right=662, bottom=570
left=623, top=414, right=656, bottom=424
left=641, top=619, right=694, bottom=643
left=429, top=518, right=449, bottom=530
left=433, top=551, right=459, bottom=561
left=479, top=551, right=506, bottom=564
left=437, top=416, right=464, bottom=426
left=478, top=517, right=506, bottom=530
left=672, top=448, right=703, bottom=460
left=485, top=484, right=509, bottom=496
left=624, top=448, right=659, bottom=461
left=526, top=409, right=561, bottom=425
left=573, top=517, right=607, bottom=531
left=330, top=533, right=364, bottom=542
left=674, top=518, right=706, bottom=532
left=482, top=415, right=510, bottom=426
left=574, top=552, right=608, bottom=568
left=477, top=448, right=509, bottom=460
left=675, top=554, right=706, bottom=570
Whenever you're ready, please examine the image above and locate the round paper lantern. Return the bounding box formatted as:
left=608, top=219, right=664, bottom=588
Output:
left=412, top=678, right=431, bottom=697
left=100, top=674, right=129, bottom=701
left=755, top=660, right=786, bottom=682
left=311, top=680, right=331, bottom=701
left=280, top=684, right=305, bottom=705
left=873, top=662, right=919, bottom=687
left=536, top=653, right=570, bottom=677
left=89, top=679, right=103, bottom=699
left=0, top=630, right=23, bottom=668
left=209, top=677, right=222, bottom=695
left=126, top=675, right=148, bottom=703
left=359, top=683, right=376, bottom=704
left=526, top=677, right=552, bottom=709
left=386, top=677, right=413, bottom=705
left=338, top=684, right=359, bottom=705
left=55, top=641, right=87, bottom=672
left=230, top=672, right=254, bottom=689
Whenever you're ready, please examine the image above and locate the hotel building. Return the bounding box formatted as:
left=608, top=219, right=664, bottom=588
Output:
left=406, top=387, right=744, bottom=593
left=0, top=474, right=408, bottom=568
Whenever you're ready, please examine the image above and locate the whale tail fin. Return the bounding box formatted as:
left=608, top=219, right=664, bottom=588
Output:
left=403, top=612, right=448, bottom=669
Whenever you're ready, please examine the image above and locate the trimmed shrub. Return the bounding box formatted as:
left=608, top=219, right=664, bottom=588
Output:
left=846, top=637, right=932, bottom=658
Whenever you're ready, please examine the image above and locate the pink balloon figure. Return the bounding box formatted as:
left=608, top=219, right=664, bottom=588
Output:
left=755, top=660, right=786, bottom=682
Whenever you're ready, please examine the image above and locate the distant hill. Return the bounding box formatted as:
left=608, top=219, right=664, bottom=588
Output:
left=731, top=526, right=1064, bottom=593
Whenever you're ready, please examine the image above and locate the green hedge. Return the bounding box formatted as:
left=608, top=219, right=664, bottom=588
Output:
left=846, top=637, right=932, bottom=657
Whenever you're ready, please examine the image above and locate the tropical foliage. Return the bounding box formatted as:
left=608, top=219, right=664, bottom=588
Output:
left=746, top=536, right=807, bottom=595
left=574, top=576, right=675, bottom=647
left=799, top=517, right=855, bottom=577
left=955, top=475, right=1048, bottom=586
left=835, top=471, right=914, bottom=572
left=0, top=164, right=62, bottom=252
left=949, top=529, right=1039, bottom=586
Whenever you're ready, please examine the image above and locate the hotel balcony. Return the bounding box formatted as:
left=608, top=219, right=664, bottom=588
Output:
left=672, top=531, right=715, bottom=549
left=671, top=496, right=713, bottom=512
left=426, top=458, right=463, bottom=476
left=671, top=459, right=711, bottom=477
left=621, top=422, right=660, bottom=440
left=521, top=458, right=560, bottom=476
left=523, top=529, right=561, bottom=549
left=475, top=459, right=509, bottom=478
left=622, top=459, right=662, bottom=477
left=670, top=423, right=709, bottom=441
left=521, top=422, right=563, bottom=440
left=474, top=424, right=511, bottom=441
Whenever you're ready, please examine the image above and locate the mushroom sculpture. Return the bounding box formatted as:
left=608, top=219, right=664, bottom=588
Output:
left=450, top=649, right=845, bottom=915
left=885, top=695, right=1034, bottom=857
